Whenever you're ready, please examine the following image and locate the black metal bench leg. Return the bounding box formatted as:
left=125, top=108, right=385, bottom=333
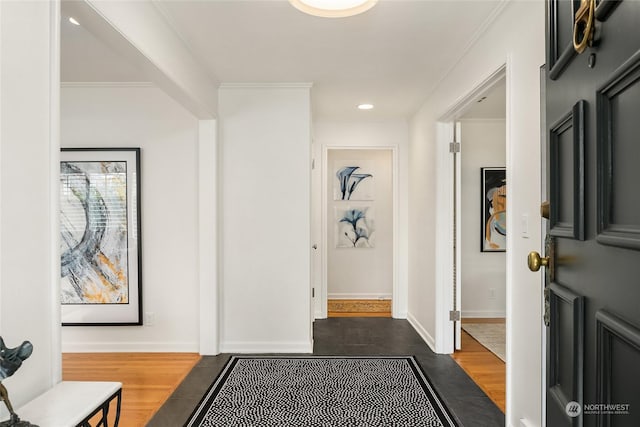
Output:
left=113, top=389, right=122, bottom=427
left=76, top=388, right=122, bottom=427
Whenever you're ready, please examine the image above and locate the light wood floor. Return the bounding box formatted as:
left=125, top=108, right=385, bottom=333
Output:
left=327, top=299, right=391, bottom=317
left=451, top=318, right=506, bottom=412
left=62, top=353, right=200, bottom=427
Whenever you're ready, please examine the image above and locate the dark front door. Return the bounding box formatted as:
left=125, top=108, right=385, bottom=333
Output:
left=540, top=1, right=640, bottom=426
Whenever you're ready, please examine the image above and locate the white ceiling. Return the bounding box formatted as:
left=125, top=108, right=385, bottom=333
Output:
left=61, top=8, right=146, bottom=83
left=61, top=0, right=505, bottom=120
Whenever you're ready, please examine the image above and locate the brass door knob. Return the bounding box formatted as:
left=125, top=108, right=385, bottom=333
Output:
left=528, top=251, right=549, bottom=272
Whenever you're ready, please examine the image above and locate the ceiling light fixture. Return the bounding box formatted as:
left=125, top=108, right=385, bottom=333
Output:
left=68, top=17, right=81, bottom=26
left=358, top=104, right=374, bottom=110
left=289, top=0, right=377, bottom=18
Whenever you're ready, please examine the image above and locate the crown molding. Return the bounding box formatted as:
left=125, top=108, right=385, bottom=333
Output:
left=61, top=82, right=154, bottom=88
left=219, top=82, right=314, bottom=89
left=417, top=0, right=510, bottom=110
left=458, top=118, right=506, bottom=123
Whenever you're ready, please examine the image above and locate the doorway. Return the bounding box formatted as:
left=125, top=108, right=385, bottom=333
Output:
left=452, top=77, right=507, bottom=412
left=324, top=148, right=394, bottom=318
left=458, top=78, right=506, bottom=352
left=432, top=66, right=507, bottom=411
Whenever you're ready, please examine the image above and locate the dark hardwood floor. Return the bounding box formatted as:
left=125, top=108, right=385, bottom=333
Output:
left=148, top=318, right=504, bottom=426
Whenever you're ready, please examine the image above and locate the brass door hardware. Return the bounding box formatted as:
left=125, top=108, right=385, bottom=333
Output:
left=573, top=0, right=596, bottom=53
left=528, top=251, right=549, bottom=272
left=540, top=201, right=550, bottom=219
left=529, top=236, right=556, bottom=327
left=527, top=235, right=555, bottom=281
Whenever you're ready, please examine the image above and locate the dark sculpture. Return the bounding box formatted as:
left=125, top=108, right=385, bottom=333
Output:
left=0, top=338, right=37, bottom=427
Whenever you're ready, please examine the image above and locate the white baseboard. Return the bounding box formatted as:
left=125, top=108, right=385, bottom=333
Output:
left=61, top=341, right=199, bottom=353
left=462, top=310, right=506, bottom=318
left=327, top=293, right=392, bottom=300
left=517, top=418, right=538, bottom=427
left=220, top=340, right=313, bottom=354
left=392, top=311, right=407, bottom=319
left=407, top=312, right=436, bottom=352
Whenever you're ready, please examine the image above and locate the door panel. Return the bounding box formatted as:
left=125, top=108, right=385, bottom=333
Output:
left=547, top=0, right=579, bottom=79
left=549, top=100, right=585, bottom=240
left=548, top=282, right=584, bottom=426
left=544, top=1, right=640, bottom=426
left=596, top=311, right=640, bottom=427
left=596, top=51, right=640, bottom=249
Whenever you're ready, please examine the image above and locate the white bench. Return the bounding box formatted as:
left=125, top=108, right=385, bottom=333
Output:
left=13, top=381, right=122, bottom=427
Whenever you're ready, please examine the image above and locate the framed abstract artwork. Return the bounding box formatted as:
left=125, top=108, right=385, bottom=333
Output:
left=481, top=167, right=506, bottom=252
left=335, top=206, right=375, bottom=248
left=333, top=160, right=374, bottom=201
left=60, top=148, right=142, bottom=325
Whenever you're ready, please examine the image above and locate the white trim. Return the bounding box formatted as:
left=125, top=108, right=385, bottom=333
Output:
left=316, top=146, right=329, bottom=319
left=318, top=146, right=329, bottom=319
left=219, top=341, right=314, bottom=354
left=505, top=55, right=515, bottom=421
left=419, top=0, right=510, bottom=106
left=328, top=293, right=391, bottom=300
left=407, top=312, right=436, bottom=352
left=454, top=121, right=462, bottom=351
left=456, top=0, right=510, bottom=68
left=518, top=418, right=537, bottom=427
left=319, top=146, right=404, bottom=320
left=434, top=66, right=508, bottom=355
left=198, top=120, right=218, bottom=355
left=217, top=108, right=226, bottom=350
left=462, top=310, right=506, bottom=318
left=60, top=82, right=153, bottom=88
left=539, top=63, right=548, bottom=427
left=49, top=0, right=63, bottom=385
left=219, top=82, right=314, bottom=89
left=434, top=122, right=455, bottom=354
left=439, top=65, right=507, bottom=121
left=458, top=118, right=506, bottom=124
left=61, top=341, right=199, bottom=353
left=390, top=144, right=404, bottom=318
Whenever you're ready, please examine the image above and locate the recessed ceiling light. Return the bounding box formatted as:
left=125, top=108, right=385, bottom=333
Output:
left=358, top=104, right=374, bottom=110
left=289, top=0, right=377, bottom=18
left=68, top=17, right=81, bottom=26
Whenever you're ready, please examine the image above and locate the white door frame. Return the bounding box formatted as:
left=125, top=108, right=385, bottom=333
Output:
left=434, top=65, right=507, bottom=354
left=317, top=145, right=402, bottom=319
left=539, top=65, right=548, bottom=427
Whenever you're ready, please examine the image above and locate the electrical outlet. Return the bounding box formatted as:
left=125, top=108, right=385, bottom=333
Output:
left=489, top=288, right=496, bottom=299
left=144, top=312, right=155, bottom=326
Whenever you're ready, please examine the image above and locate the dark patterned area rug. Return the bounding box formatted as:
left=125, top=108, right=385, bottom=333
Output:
left=185, top=356, right=459, bottom=427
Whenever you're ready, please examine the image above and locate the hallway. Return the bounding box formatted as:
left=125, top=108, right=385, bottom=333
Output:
left=148, top=318, right=503, bottom=426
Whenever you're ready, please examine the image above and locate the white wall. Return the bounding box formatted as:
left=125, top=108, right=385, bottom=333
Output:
left=312, top=121, right=409, bottom=318
left=0, top=0, right=60, bottom=410
left=460, top=119, right=506, bottom=318
left=219, top=85, right=312, bottom=353
left=60, top=85, right=201, bottom=352
left=407, top=1, right=545, bottom=426
left=327, top=149, right=392, bottom=299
